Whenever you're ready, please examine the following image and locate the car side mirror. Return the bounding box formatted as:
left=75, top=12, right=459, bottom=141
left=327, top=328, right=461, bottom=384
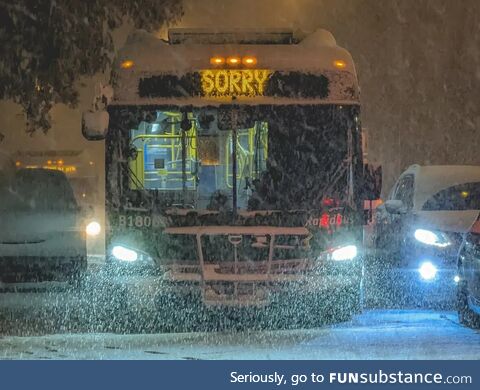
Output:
left=82, top=110, right=109, bottom=140
left=384, top=199, right=407, bottom=214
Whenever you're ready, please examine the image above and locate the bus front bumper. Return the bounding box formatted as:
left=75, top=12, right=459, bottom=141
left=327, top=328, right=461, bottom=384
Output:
left=159, top=260, right=363, bottom=308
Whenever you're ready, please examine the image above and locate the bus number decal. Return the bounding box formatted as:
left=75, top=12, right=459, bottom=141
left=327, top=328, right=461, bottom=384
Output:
left=118, top=215, right=163, bottom=228
left=305, top=214, right=353, bottom=228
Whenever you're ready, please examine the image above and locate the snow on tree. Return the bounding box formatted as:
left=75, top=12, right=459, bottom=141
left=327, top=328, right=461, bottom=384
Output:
left=0, top=0, right=183, bottom=134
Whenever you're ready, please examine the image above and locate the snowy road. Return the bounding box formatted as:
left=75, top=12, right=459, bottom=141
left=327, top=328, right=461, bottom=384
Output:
left=1, top=310, right=479, bottom=359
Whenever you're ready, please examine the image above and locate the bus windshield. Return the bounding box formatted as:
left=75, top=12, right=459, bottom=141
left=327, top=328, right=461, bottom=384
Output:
left=123, top=104, right=359, bottom=211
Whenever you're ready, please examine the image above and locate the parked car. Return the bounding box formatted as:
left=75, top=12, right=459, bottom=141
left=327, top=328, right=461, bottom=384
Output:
left=372, top=165, right=480, bottom=304
left=0, top=168, right=87, bottom=283
left=457, top=219, right=480, bottom=328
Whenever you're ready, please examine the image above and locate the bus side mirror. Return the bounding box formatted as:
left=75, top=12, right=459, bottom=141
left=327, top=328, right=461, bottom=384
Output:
left=363, top=163, right=382, bottom=200
left=82, top=110, right=109, bottom=141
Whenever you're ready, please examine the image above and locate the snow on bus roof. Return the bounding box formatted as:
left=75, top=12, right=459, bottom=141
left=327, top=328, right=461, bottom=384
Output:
left=116, top=28, right=354, bottom=75
left=112, top=28, right=359, bottom=104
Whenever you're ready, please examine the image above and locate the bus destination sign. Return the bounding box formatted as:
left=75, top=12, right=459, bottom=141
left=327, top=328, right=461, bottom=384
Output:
left=200, top=69, right=272, bottom=97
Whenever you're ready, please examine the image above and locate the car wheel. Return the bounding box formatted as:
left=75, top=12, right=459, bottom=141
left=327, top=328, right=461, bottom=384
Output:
left=457, top=280, right=480, bottom=329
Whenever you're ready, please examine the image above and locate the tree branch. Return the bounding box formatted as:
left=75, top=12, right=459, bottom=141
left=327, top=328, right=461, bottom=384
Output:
left=0, top=1, right=38, bottom=21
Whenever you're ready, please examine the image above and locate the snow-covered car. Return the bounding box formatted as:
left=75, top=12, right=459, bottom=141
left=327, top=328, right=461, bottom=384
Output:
left=457, top=219, right=480, bottom=328
left=0, top=168, right=87, bottom=283
left=372, top=165, right=480, bottom=301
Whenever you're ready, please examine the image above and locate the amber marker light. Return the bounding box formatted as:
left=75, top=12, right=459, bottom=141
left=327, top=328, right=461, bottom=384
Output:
left=226, top=56, right=241, bottom=66
left=242, top=56, right=257, bottom=66
left=210, top=56, right=225, bottom=65
left=120, top=60, right=134, bottom=69
left=333, top=60, right=347, bottom=69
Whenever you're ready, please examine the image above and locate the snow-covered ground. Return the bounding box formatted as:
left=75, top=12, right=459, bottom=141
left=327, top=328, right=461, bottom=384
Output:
left=1, top=310, right=479, bottom=360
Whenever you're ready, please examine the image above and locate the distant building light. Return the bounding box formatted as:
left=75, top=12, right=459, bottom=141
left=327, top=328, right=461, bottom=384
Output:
left=41, top=165, right=77, bottom=174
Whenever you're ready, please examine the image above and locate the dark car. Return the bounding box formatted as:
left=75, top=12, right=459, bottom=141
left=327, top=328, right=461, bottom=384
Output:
left=457, top=220, right=480, bottom=328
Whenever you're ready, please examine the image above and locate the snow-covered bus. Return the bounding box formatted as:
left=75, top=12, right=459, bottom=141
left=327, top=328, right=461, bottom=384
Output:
left=82, top=29, right=379, bottom=322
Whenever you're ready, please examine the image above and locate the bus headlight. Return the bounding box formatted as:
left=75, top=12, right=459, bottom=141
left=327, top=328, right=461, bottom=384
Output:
left=86, top=221, right=101, bottom=236
left=418, top=261, right=437, bottom=280
left=414, top=229, right=450, bottom=247
left=331, top=245, right=358, bottom=261
left=112, top=246, right=138, bottom=262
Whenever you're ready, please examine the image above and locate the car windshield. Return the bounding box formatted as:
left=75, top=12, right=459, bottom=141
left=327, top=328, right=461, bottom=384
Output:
left=125, top=105, right=358, bottom=211
left=0, top=169, right=77, bottom=212
left=421, top=182, right=480, bottom=211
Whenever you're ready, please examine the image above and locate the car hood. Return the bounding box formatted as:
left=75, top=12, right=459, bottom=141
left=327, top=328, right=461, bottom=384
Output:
left=414, top=210, right=480, bottom=233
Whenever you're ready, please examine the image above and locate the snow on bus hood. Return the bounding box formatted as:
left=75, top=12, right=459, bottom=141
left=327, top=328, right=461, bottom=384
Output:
left=414, top=210, right=480, bottom=233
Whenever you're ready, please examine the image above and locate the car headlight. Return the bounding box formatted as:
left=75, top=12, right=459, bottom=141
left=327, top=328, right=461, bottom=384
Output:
left=331, top=245, right=358, bottom=261
left=414, top=229, right=450, bottom=248
left=86, top=221, right=101, bottom=236
left=418, top=261, right=437, bottom=280
left=112, top=245, right=138, bottom=262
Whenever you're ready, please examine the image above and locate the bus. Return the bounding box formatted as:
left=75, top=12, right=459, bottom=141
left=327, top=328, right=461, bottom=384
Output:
left=82, top=28, right=380, bottom=322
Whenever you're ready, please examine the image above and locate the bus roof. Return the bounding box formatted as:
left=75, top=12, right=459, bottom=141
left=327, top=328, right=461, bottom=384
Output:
left=112, top=28, right=359, bottom=106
